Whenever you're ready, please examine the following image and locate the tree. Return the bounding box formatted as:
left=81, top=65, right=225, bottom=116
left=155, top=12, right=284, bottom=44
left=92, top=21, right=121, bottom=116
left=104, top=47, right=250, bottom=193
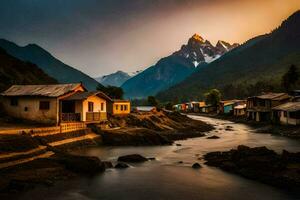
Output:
left=147, top=96, right=158, bottom=106
left=97, top=84, right=124, bottom=99
left=282, top=64, right=299, bottom=92
left=204, top=89, right=221, bottom=106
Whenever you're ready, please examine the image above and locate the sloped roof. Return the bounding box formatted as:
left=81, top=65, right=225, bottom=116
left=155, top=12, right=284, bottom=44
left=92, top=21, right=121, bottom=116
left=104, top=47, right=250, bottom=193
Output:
left=1, top=83, right=85, bottom=97
left=234, top=104, right=247, bottom=109
left=256, top=93, right=290, bottom=101
left=113, top=99, right=130, bottom=103
left=62, top=91, right=112, bottom=101
left=273, top=102, right=300, bottom=112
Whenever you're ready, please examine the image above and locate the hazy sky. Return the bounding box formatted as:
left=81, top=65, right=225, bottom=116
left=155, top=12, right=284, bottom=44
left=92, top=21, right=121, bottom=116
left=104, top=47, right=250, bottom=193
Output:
left=0, top=0, right=299, bottom=77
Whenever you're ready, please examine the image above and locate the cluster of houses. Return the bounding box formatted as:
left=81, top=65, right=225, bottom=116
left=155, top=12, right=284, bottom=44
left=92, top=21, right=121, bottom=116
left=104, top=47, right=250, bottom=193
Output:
left=0, top=83, right=131, bottom=125
left=173, top=91, right=300, bottom=126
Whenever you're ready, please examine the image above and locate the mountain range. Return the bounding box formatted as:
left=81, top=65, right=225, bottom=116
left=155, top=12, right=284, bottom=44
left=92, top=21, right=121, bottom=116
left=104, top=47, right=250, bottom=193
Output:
left=96, top=70, right=134, bottom=87
left=121, top=34, right=238, bottom=99
left=0, top=47, right=57, bottom=92
left=156, top=10, right=300, bottom=102
left=0, top=39, right=101, bottom=91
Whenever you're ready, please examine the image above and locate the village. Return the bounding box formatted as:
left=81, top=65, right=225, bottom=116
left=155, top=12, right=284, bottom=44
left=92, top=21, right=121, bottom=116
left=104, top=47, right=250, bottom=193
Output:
left=173, top=90, right=300, bottom=126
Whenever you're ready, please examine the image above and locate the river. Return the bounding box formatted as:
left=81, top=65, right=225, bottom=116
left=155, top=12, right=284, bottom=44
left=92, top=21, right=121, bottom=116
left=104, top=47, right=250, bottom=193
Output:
left=22, top=115, right=300, bottom=200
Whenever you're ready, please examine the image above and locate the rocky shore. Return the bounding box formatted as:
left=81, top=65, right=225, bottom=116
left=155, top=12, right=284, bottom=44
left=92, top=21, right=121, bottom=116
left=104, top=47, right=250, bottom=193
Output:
left=96, top=110, right=214, bottom=146
left=0, top=111, right=213, bottom=197
left=204, top=145, right=300, bottom=191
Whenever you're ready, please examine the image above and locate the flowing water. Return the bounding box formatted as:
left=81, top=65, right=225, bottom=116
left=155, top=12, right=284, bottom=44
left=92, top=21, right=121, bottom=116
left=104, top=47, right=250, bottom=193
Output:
left=23, top=115, right=300, bottom=200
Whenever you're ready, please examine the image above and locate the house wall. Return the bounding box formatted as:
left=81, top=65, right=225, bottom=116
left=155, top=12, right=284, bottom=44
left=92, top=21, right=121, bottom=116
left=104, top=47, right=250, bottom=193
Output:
left=82, top=96, right=107, bottom=121
left=109, top=102, right=130, bottom=115
left=279, top=111, right=300, bottom=125
left=2, top=96, right=58, bottom=124
left=234, top=109, right=246, bottom=116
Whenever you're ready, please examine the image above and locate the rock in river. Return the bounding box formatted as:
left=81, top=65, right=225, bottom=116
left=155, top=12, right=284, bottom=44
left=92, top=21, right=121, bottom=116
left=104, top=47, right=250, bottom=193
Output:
left=115, top=163, right=129, bottom=169
left=192, top=163, right=202, bottom=169
left=117, top=154, right=148, bottom=163
left=207, top=135, right=220, bottom=139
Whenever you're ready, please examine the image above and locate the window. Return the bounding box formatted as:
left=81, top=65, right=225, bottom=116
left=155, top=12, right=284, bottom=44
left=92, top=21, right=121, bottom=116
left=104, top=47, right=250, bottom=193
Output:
left=10, top=98, right=18, bottom=106
left=88, top=102, right=94, bottom=112
left=115, top=105, right=119, bottom=110
left=284, top=111, right=287, bottom=117
left=39, top=101, right=50, bottom=110
left=101, top=103, right=104, bottom=111
left=124, top=105, right=128, bottom=111
left=121, top=105, right=124, bottom=111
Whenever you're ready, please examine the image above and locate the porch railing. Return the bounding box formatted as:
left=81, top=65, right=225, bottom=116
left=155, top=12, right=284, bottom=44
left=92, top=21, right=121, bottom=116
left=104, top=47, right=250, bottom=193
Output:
left=86, top=112, right=107, bottom=122
left=61, top=113, right=81, bottom=122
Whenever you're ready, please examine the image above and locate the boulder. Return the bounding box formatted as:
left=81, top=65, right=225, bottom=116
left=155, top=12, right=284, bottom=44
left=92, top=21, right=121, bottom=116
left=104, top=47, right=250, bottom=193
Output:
left=192, top=163, right=202, bottom=169
left=102, top=161, right=113, bottom=169
left=51, top=153, right=105, bottom=174
left=148, top=157, right=156, bottom=161
left=115, top=163, right=129, bottom=169
left=117, top=154, right=148, bottom=163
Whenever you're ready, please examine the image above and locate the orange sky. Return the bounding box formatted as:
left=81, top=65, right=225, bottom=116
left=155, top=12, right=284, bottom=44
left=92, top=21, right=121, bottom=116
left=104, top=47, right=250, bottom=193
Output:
left=1, top=0, right=299, bottom=76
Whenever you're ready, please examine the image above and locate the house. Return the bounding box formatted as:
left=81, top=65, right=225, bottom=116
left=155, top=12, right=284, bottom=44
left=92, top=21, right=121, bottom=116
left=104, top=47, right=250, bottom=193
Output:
left=1, top=83, right=111, bottom=124
left=290, top=90, right=300, bottom=102
left=218, top=100, right=246, bottom=114
left=173, top=104, right=181, bottom=111
left=246, top=93, right=290, bottom=122
left=201, top=105, right=217, bottom=113
left=233, top=104, right=247, bottom=116
left=272, top=102, right=300, bottom=125
left=107, top=99, right=131, bottom=115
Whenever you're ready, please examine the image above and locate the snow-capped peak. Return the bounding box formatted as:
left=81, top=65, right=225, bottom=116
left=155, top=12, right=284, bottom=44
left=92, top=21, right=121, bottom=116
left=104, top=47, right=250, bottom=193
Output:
left=173, top=34, right=239, bottom=67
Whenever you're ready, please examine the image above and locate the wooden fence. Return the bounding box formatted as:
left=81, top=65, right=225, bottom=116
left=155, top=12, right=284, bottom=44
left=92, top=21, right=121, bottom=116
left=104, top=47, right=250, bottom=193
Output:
left=0, top=122, right=87, bottom=136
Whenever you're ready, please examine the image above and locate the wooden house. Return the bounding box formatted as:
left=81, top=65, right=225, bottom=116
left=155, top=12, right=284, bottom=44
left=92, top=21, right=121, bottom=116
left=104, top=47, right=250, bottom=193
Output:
left=201, top=105, right=217, bottom=113
left=218, top=100, right=246, bottom=115
left=1, top=83, right=111, bottom=124
left=107, top=99, right=131, bottom=115
left=233, top=104, right=247, bottom=116
left=246, top=93, right=290, bottom=122
left=272, top=102, right=300, bottom=125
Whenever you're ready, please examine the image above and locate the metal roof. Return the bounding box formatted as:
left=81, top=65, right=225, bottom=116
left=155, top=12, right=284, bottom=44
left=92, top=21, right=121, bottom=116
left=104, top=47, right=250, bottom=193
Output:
left=1, top=83, right=85, bottom=97
left=273, top=102, right=300, bottom=112
left=62, top=91, right=112, bottom=101
left=256, top=93, right=290, bottom=101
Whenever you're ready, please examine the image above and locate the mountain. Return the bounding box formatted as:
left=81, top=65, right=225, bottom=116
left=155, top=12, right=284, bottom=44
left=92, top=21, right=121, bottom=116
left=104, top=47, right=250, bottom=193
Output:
left=0, top=47, right=57, bottom=92
left=121, top=34, right=238, bottom=99
left=174, top=34, right=239, bottom=66
left=0, top=39, right=101, bottom=91
left=156, top=10, right=300, bottom=102
left=95, top=70, right=131, bottom=87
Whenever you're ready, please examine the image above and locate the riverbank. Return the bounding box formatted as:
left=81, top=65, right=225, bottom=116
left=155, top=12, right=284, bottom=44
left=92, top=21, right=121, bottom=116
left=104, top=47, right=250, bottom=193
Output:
left=190, top=113, right=300, bottom=139
left=204, top=145, right=300, bottom=192
left=97, top=110, right=214, bottom=145
left=0, top=111, right=213, bottom=197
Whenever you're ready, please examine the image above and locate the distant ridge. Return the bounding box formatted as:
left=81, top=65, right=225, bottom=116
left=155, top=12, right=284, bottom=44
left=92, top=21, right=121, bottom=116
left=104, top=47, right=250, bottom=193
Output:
left=121, top=34, right=238, bottom=98
left=0, top=39, right=101, bottom=91
left=156, top=10, right=300, bottom=102
left=0, top=47, right=57, bottom=92
left=95, top=70, right=131, bottom=87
